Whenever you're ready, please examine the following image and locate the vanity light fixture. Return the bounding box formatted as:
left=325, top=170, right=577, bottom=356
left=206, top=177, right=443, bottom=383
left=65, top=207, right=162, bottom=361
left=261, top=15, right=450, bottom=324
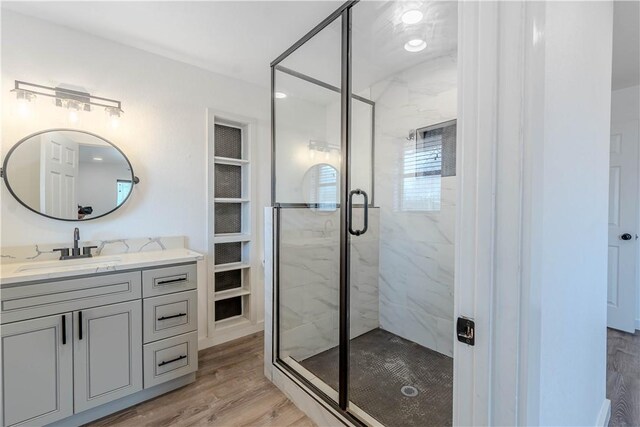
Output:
left=308, top=140, right=339, bottom=161
left=11, top=80, right=124, bottom=126
left=401, top=9, right=423, bottom=25
left=274, top=91, right=287, bottom=99
left=404, top=38, right=427, bottom=52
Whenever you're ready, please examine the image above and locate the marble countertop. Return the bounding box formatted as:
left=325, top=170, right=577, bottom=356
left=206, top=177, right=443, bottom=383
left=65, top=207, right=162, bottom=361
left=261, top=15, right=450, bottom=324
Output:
left=0, top=248, right=204, bottom=286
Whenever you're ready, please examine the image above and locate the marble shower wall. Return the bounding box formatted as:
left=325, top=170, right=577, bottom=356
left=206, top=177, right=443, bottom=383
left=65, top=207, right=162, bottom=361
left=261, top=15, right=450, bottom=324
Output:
left=372, top=54, right=458, bottom=357
left=278, top=207, right=379, bottom=361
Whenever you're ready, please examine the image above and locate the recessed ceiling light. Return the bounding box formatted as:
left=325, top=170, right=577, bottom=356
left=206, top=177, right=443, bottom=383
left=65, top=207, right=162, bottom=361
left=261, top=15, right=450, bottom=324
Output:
left=274, top=92, right=287, bottom=99
left=404, top=39, right=427, bottom=52
left=401, top=9, right=423, bottom=25
left=93, top=157, right=103, bottom=161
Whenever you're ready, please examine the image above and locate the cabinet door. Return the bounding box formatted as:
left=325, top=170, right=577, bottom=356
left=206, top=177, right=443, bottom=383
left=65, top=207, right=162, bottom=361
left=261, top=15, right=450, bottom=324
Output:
left=1, top=314, right=73, bottom=426
left=73, top=300, right=142, bottom=412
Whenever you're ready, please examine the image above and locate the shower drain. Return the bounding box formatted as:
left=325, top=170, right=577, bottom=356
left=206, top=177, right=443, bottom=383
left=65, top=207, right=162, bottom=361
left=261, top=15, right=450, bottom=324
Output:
left=401, top=385, right=418, bottom=397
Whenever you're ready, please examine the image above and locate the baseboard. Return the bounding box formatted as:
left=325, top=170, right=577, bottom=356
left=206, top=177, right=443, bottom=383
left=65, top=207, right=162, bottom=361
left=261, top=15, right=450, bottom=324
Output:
left=595, top=399, right=611, bottom=427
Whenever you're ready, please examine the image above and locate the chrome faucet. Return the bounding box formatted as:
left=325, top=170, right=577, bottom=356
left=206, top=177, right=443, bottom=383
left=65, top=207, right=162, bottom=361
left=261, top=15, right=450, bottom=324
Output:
left=72, top=227, right=81, bottom=257
left=53, top=228, right=98, bottom=260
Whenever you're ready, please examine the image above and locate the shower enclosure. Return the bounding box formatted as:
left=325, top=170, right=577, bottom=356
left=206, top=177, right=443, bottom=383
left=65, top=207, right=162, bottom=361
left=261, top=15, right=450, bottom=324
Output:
left=271, top=1, right=457, bottom=425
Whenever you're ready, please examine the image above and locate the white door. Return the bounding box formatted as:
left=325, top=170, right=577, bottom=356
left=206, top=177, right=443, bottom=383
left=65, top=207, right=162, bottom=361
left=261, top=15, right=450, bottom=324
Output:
left=1, top=314, right=73, bottom=427
left=73, top=300, right=143, bottom=412
left=40, top=132, right=78, bottom=219
left=607, top=118, right=639, bottom=333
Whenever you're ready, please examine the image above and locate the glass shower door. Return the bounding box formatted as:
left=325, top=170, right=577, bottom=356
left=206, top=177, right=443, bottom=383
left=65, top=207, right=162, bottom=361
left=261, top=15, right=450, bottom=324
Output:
left=346, top=2, right=456, bottom=425
left=272, top=13, right=344, bottom=405
left=272, top=2, right=456, bottom=425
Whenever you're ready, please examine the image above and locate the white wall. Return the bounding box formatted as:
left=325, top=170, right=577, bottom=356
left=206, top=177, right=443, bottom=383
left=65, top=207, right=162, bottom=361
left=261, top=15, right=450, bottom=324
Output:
left=611, top=85, right=640, bottom=329
left=1, top=10, right=271, bottom=343
left=531, top=2, right=613, bottom=424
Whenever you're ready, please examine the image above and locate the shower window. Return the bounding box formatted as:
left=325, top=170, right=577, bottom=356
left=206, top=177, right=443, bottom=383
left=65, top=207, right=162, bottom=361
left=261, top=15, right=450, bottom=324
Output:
left=401, top=120, right=457, bottom=212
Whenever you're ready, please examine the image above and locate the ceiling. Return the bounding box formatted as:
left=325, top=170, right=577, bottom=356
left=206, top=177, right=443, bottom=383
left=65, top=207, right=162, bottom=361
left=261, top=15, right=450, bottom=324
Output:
left=2, top=1, right=635, bottom=90
left=612, top=0, right=640, bottom=90
left=2, top=1, right=457, bottom=90
left=1, top=1, right=342, bottom=88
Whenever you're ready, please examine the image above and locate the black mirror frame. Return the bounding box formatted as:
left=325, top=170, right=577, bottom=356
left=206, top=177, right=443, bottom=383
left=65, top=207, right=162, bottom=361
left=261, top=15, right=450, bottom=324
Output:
left=2, top=128, right=140, bottom=222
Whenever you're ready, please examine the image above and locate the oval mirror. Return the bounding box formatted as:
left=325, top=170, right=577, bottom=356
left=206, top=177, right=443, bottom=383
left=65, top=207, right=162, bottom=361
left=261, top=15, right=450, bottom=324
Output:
left=302, top=163, right=339, bottom=212
left=2, top=129, right=137, bottom=221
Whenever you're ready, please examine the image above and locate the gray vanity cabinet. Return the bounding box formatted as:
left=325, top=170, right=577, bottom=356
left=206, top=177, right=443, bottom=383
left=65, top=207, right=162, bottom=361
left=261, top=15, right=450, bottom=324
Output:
left=73, top=300, right=143, bottom=412
left=1, top=261, right=197, bottom=427
left=1, top=314, right=73, bottom=427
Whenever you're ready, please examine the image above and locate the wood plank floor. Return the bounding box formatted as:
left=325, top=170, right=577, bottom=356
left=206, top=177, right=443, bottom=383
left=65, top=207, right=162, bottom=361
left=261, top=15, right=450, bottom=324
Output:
left=607, top=328, right=640, bottom=427
left=88, top=333, right=314, bottom=427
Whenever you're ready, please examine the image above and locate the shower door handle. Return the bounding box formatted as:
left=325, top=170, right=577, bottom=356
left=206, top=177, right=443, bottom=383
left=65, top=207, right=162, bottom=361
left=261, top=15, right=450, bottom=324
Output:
left=348, top=189, right=368, bottom=236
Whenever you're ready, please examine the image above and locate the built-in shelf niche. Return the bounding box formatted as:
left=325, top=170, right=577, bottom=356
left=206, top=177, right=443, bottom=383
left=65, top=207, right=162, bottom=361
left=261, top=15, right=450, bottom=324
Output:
left=215, top=296, right=242, bottom=321
left=210, top=117, right=256, bottom=338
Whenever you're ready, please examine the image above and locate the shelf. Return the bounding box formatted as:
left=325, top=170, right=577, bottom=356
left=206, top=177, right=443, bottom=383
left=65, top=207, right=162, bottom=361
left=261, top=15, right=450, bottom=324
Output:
left=214, top=233, right=251, bottom=243
left=214, top=262, right=251, bottom=272
left=214, top=198, right=249, bottom=203
left=214, top=156, right=249, bottom=166
left=214, top=288, right=251, bottom=301
left=214, top=315, right=250, bottom=330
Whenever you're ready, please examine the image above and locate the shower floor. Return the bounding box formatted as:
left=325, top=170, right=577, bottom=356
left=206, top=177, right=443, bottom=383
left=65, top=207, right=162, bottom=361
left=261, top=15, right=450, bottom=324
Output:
left=300, top=328, right=453, bottom=427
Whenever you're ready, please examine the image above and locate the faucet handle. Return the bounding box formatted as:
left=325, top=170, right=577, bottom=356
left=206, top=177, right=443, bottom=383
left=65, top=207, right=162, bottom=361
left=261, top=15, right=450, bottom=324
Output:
left=53, top=248, right=70, bottom=259
left=82, top=246, right=98, bottom=257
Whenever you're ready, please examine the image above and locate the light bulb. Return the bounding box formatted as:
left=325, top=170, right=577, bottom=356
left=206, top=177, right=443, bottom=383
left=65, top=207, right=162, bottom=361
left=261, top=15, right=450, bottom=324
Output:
left=309, top=149, right=316, bottom=160
left=324, top=150, right=330, bottom=160
left=401, top=10, right=423, bottom=25
left=17, top=99, right=30, bottom=118
left=15, top=89, right=35, bottom=118
left=68, top=110, right=79, bottom=123
left=404, top=39, right=427, bottom=52
left=106, top=107, right=122, bottom=129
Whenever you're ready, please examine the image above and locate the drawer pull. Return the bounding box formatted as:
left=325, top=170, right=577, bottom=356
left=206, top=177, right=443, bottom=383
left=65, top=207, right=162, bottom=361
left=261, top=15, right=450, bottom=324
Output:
left=62, top=315, right=67, bottom=345
left=158, top=354, right=187, bottom=367
left=78, top=311, right=83, bottom=340
left=157, top=313, right=187, bottom=321
left=156, top=276, right=188, bottom=286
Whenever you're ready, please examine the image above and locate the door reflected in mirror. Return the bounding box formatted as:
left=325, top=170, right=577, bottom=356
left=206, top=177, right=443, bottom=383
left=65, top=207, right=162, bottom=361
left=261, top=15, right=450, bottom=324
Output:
left=2, top=130, right=136, bottom=221
left=302, top=163, right=339, bottom=211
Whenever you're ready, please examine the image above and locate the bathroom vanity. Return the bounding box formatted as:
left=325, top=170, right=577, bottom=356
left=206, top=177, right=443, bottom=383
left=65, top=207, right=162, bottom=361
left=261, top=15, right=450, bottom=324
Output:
left=0, top=248, right=202, bottom=427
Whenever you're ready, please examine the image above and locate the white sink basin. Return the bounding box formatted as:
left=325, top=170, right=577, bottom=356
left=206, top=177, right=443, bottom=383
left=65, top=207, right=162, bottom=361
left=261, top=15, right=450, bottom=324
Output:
left=15, top=256, right=123, bottom=272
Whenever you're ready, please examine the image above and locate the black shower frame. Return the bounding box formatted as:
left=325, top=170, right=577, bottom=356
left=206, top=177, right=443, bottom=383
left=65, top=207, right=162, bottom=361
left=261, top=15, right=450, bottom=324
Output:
left=269, top=1, right=373, bottom=425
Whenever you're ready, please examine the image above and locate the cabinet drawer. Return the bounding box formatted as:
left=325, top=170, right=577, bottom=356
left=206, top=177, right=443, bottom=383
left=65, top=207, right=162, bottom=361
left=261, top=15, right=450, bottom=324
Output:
left=1, top=272, right=142, bottom=324
left=142, top=263, right=197, bottom=297
left=143, top=331, right=198, bottom=389
left=143, top=290, right=197, bottom=343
